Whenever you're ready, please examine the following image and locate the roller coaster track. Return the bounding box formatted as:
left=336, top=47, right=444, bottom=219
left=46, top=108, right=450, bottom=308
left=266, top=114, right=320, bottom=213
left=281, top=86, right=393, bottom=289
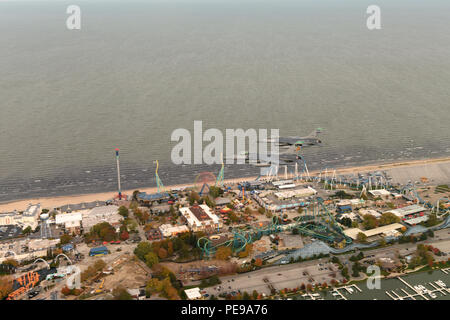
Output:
left=197, top=216, right=283, bottom=257
left=399, top=184, right=450, bottom=216
left=198, top=197, right=352, bottom=256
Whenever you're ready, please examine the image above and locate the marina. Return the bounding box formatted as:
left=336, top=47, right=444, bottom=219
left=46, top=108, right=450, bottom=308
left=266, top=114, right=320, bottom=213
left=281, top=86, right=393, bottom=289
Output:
left=331, top=284, right=362, bottom=300
left=294, top=270, right=450, bottom=300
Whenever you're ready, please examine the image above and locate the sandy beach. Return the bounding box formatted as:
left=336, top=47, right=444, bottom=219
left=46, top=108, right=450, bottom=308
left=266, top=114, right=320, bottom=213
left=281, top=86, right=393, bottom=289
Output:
left=1, top=156, right=450, bottom=213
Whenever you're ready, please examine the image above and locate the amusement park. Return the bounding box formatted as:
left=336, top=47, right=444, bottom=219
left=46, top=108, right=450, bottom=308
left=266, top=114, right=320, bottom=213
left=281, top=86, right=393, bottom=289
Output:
left=1, top=147, right=450, bottom=301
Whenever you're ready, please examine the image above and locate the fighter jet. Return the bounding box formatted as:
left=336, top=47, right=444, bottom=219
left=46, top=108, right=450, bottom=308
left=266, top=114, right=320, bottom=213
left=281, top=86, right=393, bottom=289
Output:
left=231, top=144, right=303, bottom=167
left=265, top=128, right=323, bottom=149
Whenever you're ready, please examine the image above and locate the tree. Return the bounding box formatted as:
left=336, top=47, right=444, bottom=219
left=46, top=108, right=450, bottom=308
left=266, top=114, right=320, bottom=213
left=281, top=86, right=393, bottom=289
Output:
left=238, top=244, right=253, bottom=258
left=134, top=242, right=153, bottom=261
left=209, top=186, right=223, bottom=198
left=118, top=206, right=129, bottom=218
left=146, top=278, right=164, bottom=296
left=167, top=241, right=174, bottom=256
left=86, top=222, right=117, bottom=243
left=339, top=217, right=353, bottom=228
left=203, top=196, right=216, bottom=208
left=145, top=252, right=159, bottom=268
left=362, top=214, right=378, bottom=230
left=352, top=263, right=361, bottom=277
left=112, top=286, right=133, bottom=300
left=60, top=234, right=72, bottom=245
left=61, top=286, right=72, bottom=296
left=334, top=191, right=352, bottom=199
left=379, top=212, right=400, bottom=226
left=356, top=232, right=368, bottom=243
left=120, top=230, right=129, bottom=241
left=134, top=208, right=150, bottom=225
left=341, top=266, right=349, bottom=279
left=0, top=276, right=13, bottom=299
left=188, top=191, right=201, bottom=205
left=94, top=259, right=106, bottom=270
left=22, top=226, right=32, bottom=235
left=215, top=247, right=232, bottom=260
left=425, top=214, right=438, bottom=227
left=228, top=211, right=239, bottom=223
left=158, top=247, right=168, bottom=259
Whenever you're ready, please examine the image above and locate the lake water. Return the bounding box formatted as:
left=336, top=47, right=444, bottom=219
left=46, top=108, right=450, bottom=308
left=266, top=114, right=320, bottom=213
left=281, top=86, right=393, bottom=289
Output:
left=1, top=0, right=450, bottom=202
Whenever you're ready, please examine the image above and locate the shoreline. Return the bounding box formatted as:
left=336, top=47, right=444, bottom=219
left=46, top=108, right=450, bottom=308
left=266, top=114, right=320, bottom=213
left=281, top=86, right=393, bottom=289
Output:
left=1, top=156, right=450, bottom=212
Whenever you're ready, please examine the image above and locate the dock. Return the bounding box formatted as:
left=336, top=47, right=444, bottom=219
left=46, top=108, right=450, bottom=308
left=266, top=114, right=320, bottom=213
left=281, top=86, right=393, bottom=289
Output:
left=331, top=284, right=361, bottom=300
left=385, top=276, right=448, bottom=300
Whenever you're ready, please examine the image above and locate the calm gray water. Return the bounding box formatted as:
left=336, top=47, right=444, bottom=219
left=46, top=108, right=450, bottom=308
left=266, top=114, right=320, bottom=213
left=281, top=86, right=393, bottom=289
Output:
left=1, top=0, right=450, bottom=202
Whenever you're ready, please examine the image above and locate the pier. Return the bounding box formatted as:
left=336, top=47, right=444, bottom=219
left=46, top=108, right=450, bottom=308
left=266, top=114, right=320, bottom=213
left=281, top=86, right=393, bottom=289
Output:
left=385, top=276, right=448, bottom=300
left=301, top=293, right=323, bottom=300
left=331, top=284, right=361, bottom=300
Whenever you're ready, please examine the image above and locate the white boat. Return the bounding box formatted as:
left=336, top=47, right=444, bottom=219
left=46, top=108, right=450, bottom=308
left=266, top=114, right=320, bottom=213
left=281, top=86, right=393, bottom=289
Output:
left=414, top=286, right=424, bottom=294
left=429, top=292, right=437, bottom=299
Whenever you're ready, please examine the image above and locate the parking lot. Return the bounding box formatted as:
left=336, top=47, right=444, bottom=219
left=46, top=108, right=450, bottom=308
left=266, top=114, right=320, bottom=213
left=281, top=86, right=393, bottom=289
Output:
left=202, top=259, right=343, bottom=297
left=0, top=225, right=23, bottom=241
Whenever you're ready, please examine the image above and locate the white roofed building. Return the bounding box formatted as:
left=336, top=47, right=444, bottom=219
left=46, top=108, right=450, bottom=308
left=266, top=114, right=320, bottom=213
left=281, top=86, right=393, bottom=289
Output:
left=179, top=204, right=222, bottom=233
left=159, top=224, right=189, bottom=238
left=358, top=209, right=382, bottom=219
left=369, top=189, right=391, bottom=199
left=184, top=287, right=203, bottom=300
left=344, top=223, right=404, bottom=241
left=0, top=203, right=41, bottom=230
left=82, top=205, right=122, bottom=231
left=387, top=205, right=428, bottom=221
left=274, top=187, right=317, bottom=200
left=55, top=212, right=83, bottom=234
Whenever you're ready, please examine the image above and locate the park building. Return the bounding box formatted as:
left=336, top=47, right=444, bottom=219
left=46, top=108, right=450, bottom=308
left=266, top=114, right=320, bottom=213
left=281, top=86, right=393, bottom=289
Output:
left=368, top=189, right=392, bottom=200
left=184, top=287, right=203, bottom=300
left=53, top=205, right=122, bottom=233
left=179, top=204, right=222, bottom=233
left=274, top=186, right=317, bottom=200
left=55, top=212, right=83, bottom=235
left=358, top=209, right=382, bottom=219
left=343, top=223, right=404, bottom=241
left=159, top=224, right=189, bottom=238
left=0, top=203, right=41, bottom=230
left=386, top=204, right=428, bottom=223
left=81, top=205, right=122, bottom=231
